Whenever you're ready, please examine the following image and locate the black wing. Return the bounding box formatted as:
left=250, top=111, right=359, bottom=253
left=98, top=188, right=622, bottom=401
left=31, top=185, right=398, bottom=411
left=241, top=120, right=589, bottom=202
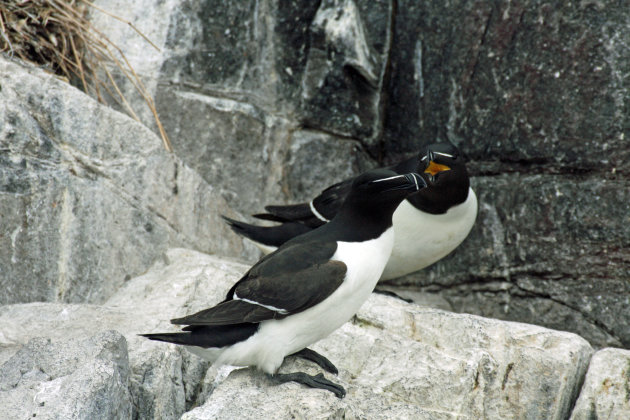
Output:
left=310, top=179, right=353, bottom=221
left=260, top=178, right=353, bottom=227
left=223, top=216, right=312, bottom=247
left=171, top=240, right=346, bottom=326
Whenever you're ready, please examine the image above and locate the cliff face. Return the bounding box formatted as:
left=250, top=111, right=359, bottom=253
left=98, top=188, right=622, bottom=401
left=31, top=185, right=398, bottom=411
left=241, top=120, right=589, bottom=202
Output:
left=1, top=1, right=629, bottom=418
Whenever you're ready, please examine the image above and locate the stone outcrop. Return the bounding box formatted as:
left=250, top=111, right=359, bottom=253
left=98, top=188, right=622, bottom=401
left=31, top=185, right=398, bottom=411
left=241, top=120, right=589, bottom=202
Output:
left=0, top=331, right=132, bottom=420
left=0, top=248, right=610, bottom=420
left=0, top=57, right=256, bottom=305
left=570, top=348, right=630, bottom=420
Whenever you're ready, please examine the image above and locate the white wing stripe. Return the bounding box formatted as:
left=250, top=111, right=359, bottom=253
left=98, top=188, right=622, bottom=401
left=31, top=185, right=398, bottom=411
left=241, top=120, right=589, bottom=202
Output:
left=309, top=200, right=329, bottom=222
left=233, top=293, right=289, bottom=315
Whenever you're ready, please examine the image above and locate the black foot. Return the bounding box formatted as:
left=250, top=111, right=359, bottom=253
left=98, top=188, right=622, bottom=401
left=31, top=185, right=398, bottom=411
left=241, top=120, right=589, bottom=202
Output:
left=269, top=372, right=346, bottom=399
left=373, top=287, right=413, bottom=303
left=289, top=348, right=338, bottom=375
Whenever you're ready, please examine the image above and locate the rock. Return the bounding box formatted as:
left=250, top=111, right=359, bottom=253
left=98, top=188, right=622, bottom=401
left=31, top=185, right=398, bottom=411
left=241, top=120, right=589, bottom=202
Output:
left=388, top=174, right=630, bottom=348
left=570, top=348, right=630, bottom=420
left=89, top=0, right=381, bottom=215
left=0, top=248, right=595, bottom=419
left=281, top=129, right=373, bottom=202
left=383, top=0, right=630, bottom=170
left=153, top=89, right=292, bottom=215
left=300, top=0, right=393, bottom=143
left=0, top=57, right=255, bottom=305
left=0, top=330, right=132, bottom=420
left=0, top=249, right=246, bottom=420
left=184, top=293, right=593, bottom=420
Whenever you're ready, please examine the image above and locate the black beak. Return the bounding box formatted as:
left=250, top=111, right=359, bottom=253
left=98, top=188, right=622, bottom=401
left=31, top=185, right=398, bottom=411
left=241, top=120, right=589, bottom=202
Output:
left=370, top=173, right=427, bottom=192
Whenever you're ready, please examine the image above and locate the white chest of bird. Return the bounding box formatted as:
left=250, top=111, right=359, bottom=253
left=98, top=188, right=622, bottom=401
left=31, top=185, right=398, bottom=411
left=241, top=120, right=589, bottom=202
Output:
left=217, top=228, right=395, bottom=373
left=382, top=188, right=478, bottom=280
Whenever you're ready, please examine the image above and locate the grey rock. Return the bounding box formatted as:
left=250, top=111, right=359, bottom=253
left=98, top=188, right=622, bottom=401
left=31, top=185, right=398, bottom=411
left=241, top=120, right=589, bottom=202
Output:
left=154, top=89, right=292, bottom=215
left=281, top=129, right=373, bottom=203
left=383, top=1, right=630, bottom=170
left=185, top=293, right=593, bottom=420
left=0, top=249, right=247, bottom=420
left=0, top=330, right=132, bottom=420
left=0, top=249, right=595, bottom=419
left=300, top=0, right=393, bottom=143
left=388, top=174, right=630, bottom=348
left=89, top=0, right=381, bottom=215
left=570, top=348, right=630, bottom=420
left=0, top=57, right=254, bottom=304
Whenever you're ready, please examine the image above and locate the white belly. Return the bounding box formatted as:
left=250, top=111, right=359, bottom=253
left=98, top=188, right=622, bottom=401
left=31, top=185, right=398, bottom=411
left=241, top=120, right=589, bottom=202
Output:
left=201, top=228, right=395, bottom=373
left=380, top=188, right=478, bottom=280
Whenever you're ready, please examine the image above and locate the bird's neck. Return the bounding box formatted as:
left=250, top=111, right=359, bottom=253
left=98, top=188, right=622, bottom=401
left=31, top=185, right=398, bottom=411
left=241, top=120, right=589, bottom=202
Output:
left=325, top=207, right=394, bottom=242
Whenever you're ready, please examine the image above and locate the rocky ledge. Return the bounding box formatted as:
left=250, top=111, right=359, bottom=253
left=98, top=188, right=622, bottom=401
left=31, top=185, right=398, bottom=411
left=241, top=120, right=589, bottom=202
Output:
left=0, top=248, right=627, bottom=419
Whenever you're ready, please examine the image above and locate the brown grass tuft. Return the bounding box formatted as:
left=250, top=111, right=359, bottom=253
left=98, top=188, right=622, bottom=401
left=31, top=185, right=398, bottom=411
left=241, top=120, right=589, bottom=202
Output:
left=0, top=0, right=172, bottom=152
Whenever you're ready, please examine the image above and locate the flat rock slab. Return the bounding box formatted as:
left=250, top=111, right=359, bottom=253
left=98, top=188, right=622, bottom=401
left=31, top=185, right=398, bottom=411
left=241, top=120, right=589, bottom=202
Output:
left=0, top=248, right=591, bottom=419
left=570, top=348, right=630, bottom=420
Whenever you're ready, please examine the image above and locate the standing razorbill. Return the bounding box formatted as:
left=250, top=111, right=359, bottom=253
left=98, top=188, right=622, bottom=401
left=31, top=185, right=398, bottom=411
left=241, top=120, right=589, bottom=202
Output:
left=225, top=142, right=477, bottom=280
left=141, top=169, right=427, bottom=398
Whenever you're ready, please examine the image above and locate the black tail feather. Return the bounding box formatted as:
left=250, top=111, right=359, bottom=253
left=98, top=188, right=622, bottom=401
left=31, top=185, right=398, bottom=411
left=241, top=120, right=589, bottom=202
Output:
left=222, top=216, right=313, bottom=247
left=252, top=213, right=286, bottom=222
left=140, top=323, right=259, bottom=348
left=140, top=332, right=197, bottom=346
left=263, top=203, right=314, bottom=222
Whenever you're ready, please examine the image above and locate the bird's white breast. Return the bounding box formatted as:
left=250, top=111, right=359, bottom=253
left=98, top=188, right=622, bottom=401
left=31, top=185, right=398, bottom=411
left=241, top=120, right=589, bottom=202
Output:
left=380, top=187, right=478, bottom=280
left=214, top=228, right=395, bottom=373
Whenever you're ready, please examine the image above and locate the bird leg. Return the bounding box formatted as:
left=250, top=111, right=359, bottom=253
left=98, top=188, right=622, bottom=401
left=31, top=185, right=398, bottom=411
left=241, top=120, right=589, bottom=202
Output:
left=289, top=348, right=338, bottom=374
left=373, top=286, right=413, bottom=303
left=268, top=372, right=346, bottom=399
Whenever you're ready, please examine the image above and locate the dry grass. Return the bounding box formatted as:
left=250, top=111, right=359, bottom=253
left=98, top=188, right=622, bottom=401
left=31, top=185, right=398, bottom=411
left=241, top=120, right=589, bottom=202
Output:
left=0, top=0, right=172, bottom=151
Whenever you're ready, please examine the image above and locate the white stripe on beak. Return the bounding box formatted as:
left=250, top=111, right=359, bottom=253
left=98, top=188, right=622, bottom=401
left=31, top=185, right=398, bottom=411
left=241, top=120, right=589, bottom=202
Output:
left=432, top=151, right=454, bottom=158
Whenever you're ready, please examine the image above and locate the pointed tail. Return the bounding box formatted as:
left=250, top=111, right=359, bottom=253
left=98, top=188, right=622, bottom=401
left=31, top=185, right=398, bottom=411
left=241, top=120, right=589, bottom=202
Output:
left=222, top=216, right=313, bottom=248
left=140, top=332, right=197, bottom=346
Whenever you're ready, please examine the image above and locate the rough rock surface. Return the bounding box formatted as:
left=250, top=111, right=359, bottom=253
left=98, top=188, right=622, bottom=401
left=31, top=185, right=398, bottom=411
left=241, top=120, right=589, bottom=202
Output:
left=381, top=0, right=630, bottom=349
left=0, top=249, right=249, bottom=420
left=185, top=297, right=593, bottom=420
left=0, top=57, right=255, bottom=305
left=0, top=330, right=132, bottom=420
left=89, top=0, right=385, bottom=216
left=391, top=174, right=630, bottom=348
left=0, top=249, right=600, bottom=419
left=570, top=348, right=630, bottom=420
left=86, top=1, right=630, bottom=348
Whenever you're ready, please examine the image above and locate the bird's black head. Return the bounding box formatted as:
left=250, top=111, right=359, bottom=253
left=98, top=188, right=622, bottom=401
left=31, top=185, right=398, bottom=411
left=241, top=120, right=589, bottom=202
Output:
left=407, top=142, right=471, bottom=214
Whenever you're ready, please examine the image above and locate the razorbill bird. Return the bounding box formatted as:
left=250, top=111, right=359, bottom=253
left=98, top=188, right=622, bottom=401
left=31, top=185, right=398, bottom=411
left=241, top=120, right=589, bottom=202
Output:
left=141, top=169, right=427, bottom=398
left=225, top=142, right=477, bottom=280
